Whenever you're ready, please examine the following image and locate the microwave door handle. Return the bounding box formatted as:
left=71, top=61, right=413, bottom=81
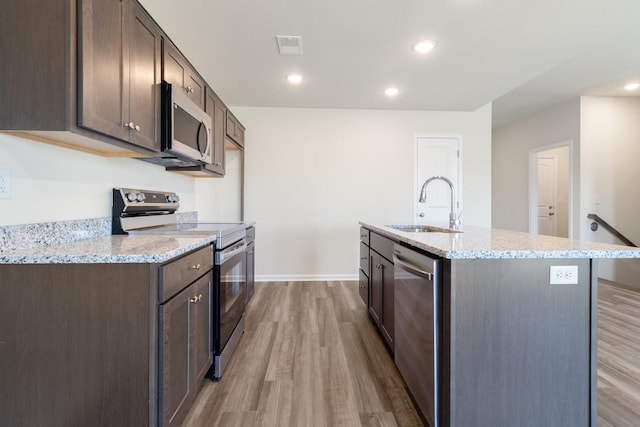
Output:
left=201, top=121, right=211, bottom=162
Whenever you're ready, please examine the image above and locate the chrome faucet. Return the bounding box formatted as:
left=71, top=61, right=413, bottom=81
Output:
left=418, top=175, right=460, bottom=229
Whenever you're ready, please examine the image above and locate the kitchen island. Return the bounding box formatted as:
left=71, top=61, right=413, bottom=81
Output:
left=359, top=221, right=640, bottom=427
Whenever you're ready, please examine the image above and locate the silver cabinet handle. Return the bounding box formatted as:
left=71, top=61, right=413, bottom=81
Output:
left=191, top=264, right=201, bottom=271
left=185, top=86, right=194, bottom=93
left=134, top=125, right=140, bottom=132
left=189, top=296, right=198, bottom=303
left=360, top=257, right=367, bottom=260
left=419, top=212, right=425, bottom=218
left=376, top=263, right=383, bottom=269
left=198, top=294, right=203, bottom=301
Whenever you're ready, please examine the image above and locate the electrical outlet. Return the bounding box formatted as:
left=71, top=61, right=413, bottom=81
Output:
left=550, top=265, right=578, bottom=285
left=0, top=169, right=11, bottom=199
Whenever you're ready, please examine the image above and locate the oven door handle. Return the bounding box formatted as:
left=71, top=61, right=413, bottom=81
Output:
left=217, top=241, right=247, bottom=264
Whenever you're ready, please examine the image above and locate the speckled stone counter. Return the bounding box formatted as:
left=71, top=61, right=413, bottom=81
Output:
left=0, top=212, right=207, bottom=264
left=0, top=234, right=216, bottom=264
left=360, top=221, right=640, bottom=259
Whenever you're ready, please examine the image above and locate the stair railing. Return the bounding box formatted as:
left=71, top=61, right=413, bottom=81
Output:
left=587, top=214, right=638, bottom=247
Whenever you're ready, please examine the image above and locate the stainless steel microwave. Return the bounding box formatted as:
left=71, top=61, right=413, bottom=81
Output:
left=161, top=81, right=212, bottom=164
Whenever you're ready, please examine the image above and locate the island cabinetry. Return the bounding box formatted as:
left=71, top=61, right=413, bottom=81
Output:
left=369, top=231, right=395, bottom=351
left=162, top=40, right=205, bottom=108
left=358, top=227, right=370, bottom=305
left=440, top=257, right=595, bottom=427
left=246, top=226, right=256, bottom=303
left=159, top=245, right=213, bottom=427
left=78, top=0, right=162, bottom=151
left=204, top=87, right=227, bottom=175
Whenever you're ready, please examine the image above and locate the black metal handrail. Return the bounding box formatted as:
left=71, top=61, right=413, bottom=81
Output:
left=587, top=214, right=637, bottom=247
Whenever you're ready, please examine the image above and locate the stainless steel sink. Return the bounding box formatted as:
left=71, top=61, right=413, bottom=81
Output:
left=386, top=224, right=462, bottom=233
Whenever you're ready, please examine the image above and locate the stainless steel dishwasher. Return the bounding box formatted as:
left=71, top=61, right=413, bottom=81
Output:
left=393, top=244, right=441, bottom=427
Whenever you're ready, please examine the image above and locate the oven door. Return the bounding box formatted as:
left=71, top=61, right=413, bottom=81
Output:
left=215, top=240, right=246, bottom=353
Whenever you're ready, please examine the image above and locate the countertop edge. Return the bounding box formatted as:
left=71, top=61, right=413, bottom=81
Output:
left=359, top=221, right=640, bottom=260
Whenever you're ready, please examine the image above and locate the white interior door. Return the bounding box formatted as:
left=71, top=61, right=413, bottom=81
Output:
left=415, top=137, right=461, bottom=225
left=537, top=157, right=557, bottom=236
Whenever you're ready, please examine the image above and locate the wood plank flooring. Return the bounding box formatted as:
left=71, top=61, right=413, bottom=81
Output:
left=183, top=279, right=640, bottom=426
left=598, top=280, right=640, bottom=427
left=182, top=281, right=422, bottom=427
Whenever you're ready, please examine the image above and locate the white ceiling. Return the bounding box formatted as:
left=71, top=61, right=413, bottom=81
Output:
left=140, top=0, right=640, bottom=128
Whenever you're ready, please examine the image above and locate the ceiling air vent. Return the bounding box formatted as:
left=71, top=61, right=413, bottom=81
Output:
left=276, top=35, right=303, bottom=55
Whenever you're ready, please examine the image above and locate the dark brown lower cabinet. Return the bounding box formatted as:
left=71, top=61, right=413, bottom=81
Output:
left=359, top=269, right=369, bottom=305
left=0, top=245, right=214, bottom=427
left=159, top=273, right=212, bottom=427
left=246, top=241, right=255, bottom=303
left=370, top=251, right=394, bottom=350
left=362, top=228, right=395, bottom=352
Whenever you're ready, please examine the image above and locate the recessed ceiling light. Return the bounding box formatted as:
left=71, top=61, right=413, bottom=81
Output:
left=413, top=40, right=436, bottom=54
left=384, top=87, right=399, bottom=97
left=624, top=82, right=640, bottom=91
left=286, top=74, right=303, bottom=84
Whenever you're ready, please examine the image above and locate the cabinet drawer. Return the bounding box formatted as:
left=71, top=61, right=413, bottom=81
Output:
left=160, top=245, right=213, bottom=302
left=371, top=232, right=394, bottom=263
left=360, top=241, right=370, bottom=274
left=359, top=227, right=370, bottom=245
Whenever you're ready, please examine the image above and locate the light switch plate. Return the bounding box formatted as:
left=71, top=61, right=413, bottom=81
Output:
left=0, top=169, right=11, bottom=199
left=550, top=265, right=578, bottom=285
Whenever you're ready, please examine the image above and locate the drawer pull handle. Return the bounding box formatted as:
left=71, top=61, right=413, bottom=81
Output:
left=191, top=264, right=201, bottom=271
left=190, top=296, right=198, bottom=304
left=198, top=294, right=203, bottom=301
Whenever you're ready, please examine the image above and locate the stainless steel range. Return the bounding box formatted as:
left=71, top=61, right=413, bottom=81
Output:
left=112, top=188, right=246, bottom=381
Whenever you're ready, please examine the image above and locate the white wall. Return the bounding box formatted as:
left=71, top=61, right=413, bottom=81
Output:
left=231, top=105, right=492, bottom=281
left=195, top=147, right=243, bottom=221
left=0, top=133, right=195, bottom=226
left=492, top=98, right=581, bottom=236
left=580, top=96, right=640, bottom=287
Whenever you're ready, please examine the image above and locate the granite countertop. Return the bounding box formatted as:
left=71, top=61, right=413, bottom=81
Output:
left=0, top=234, right=217, bottom=264
left=360, top=221, right=640, bottom=259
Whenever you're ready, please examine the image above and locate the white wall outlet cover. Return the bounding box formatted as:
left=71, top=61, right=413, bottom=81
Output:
left=550, top=265, right=578, bottom=285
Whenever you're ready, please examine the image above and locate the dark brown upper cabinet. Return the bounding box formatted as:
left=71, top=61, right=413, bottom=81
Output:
left=225, top=111, right=245, bottom=148
left=204, top=86, right=226, bottom=175
left=162, top=41, right=205, bottom=109
left=78, top=0, right=162, bottom=152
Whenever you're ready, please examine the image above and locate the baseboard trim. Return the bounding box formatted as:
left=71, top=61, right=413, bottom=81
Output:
left=256, top=274, right=359, bottom=283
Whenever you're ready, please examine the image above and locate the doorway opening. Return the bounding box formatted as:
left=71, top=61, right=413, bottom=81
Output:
left=529, top=141, right=573, bottom=238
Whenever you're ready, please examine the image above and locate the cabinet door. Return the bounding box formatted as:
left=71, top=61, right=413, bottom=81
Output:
left=126, top=1, right=161, bottom=151
left=191, top=273, right=213, bottom=385
left=204, top=88, right=225, bottom=175
left=162, top=41, right=205, bottom=108
left=246, top=242, right=255, bottom=303
left=225, top=112, right=245, bottom=147
left=380, top=256, right=394, bottom=351
left=369, top=252, right=382, bottom=326
left=159, top=285, right=192, bottom=427
left=359, top=269, right=369, bottom=307
left=78, top=0, right=129, bottom=142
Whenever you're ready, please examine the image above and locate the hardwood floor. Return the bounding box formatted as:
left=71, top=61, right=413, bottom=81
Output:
left=182, top=279, right=640, bottom=426
left=182, top=281, right=422, bottom=427
left=598, top=280, right=640, bottom=427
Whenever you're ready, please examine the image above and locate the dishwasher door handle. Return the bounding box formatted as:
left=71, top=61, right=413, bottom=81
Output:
left=394, top=254, right=434, bottom=281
